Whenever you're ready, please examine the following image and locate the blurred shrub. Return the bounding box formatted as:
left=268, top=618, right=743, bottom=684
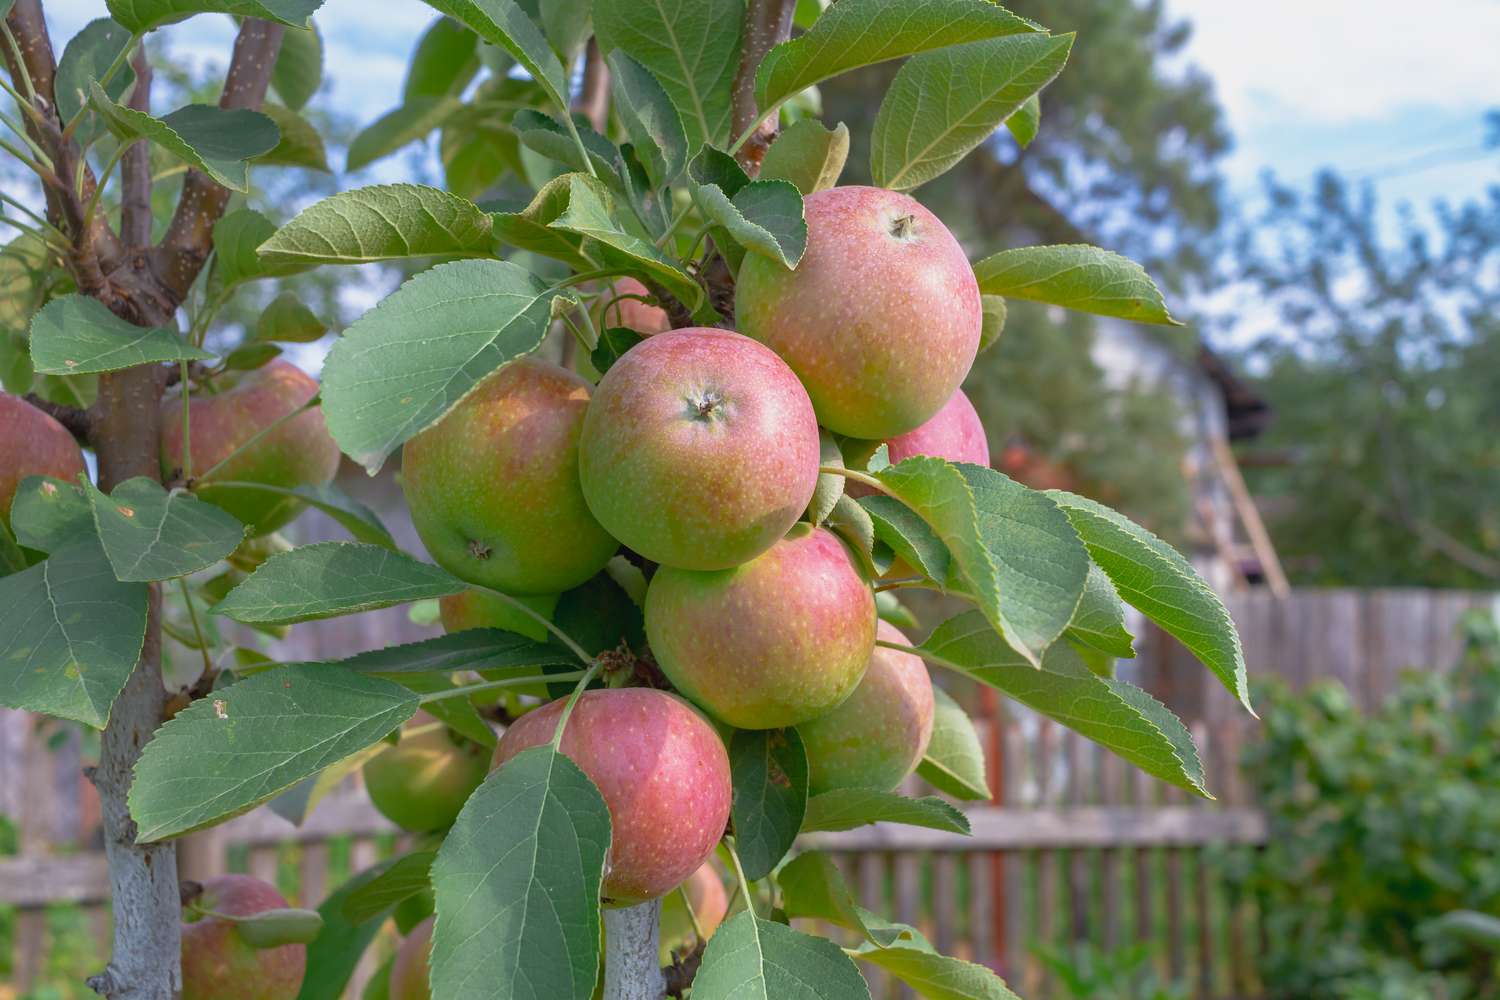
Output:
left=1033, top=941, right=1189, bottom=1000
left=1227, top=611, right=1500, bottom=998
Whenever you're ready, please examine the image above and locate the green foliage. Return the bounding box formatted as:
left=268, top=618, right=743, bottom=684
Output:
left=29, top=294, right=213, bottom=373
left=1032, top=941, right=1188, bottom=1000
left=692, top=909, right=873, bottom=1000
left=1227, top=613, right=1500, bottom=999
left=917, top=686, right=990, bottom=800
left=212, top=542, right=463, bottom=624
left=801, top=789, right=970, bottom=834
left=729, top=727, right=809, bottom=880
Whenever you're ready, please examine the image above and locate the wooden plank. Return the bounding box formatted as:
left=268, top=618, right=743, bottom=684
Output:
left=1001, top=722, right=1027, bottom=987
left=14, top=909, right=46, bottom=995
left=249, top=844, right=280, bottom=887
left=0, top=853, right=112, bottom=905
left=1035, top=722, right=1059, bottom=1000
left=1099, top=752, right=1124, bottom=953
left=1134, top=766, right=1160, bottom=977
left=1166, top=846, right=1185, bottom=984
left=1195, top=849, right=1213, bottom=999
left=300, top=842, right=330, bottom=908
left=348, top=837, right=383, bottom=999
left=1067, top=731, right=1090, bottom=941
left=858, top=852, right=890, bottom=1000
left=894, top=853, right=921, bottom=929
left=933, top=853, right=958, bottom=955
left=967, top=851, right=993, bottom=968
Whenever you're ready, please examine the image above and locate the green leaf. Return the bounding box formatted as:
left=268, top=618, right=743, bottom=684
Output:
left=0, top=537, right=147, bottom=727
left=594, top=0, right=743, bottom=151
left=973, top=244, right=1181, bottom=325
left=89, top=83, right=279, bottom=192
left=778, top=852, right=918, bottom=948
left=875, top=459, right=1088, bottom=666
left=405, top=16, right=480, bottom=100
left=853, top=938, right=1021, bottom=1000
left=692, top=909, right=872, bottom=1000
left=431, top=746, right=610, bottom=1000
left=548, top=174, right=704, bottom=311
left=917, top=686, right=989, bottom=801
left=1065, top=563, right=1135, bottom=659
left=755, top=0, right=1039, bottom=113
left=824, top=493, right=882, bottom=577
left=105, top=0, right=321, bottom=33
left=919, top=611, right=1209, bottom=796
left=730, top=728, right=808, bottom=881
left=802, top=789, right=969, bottom=835
left=858, top=493, right=950, bottom=583
left=511, top=109, right=622, bottom=185
left=256, top=103, right=330, bottom=171
left=1005, top=93, right=1039, bottom=148
left=267, top=739, right=388, bottom=826
left=979, top=294, right=1006, bottom=353
left=296, top=859, right=400, bottom=1000
left=221, top=342, right=281, bottom=372
left=233, top=908, right=325, bottom=948
left=392, top=673, right=496, bottom=747
left=589, top=327, right=643, bottom=377
left=209, top=482, right=394, bottom=548
left=213, top=209, right=312, bottom=288
left=346, top=96, right=461, bottom=172
left=807, top=429, right=844, bottom=526
left=1047, top=491, right=1251, bottom=711
left=420, top=0, right=570, bottom=109
left=489, top=174, right=597, bottom=270
left=342, top=850, right=435, bottom=925
left=271, top=21, right=323, bottom=109
left=694, top=176, right=807, bottom=269
left=86, top=477, right=244, bottom=582
left=759, top=119, right=849, bottom=195
left=285, top=628, right=573, bottom=676
left=254, top=292, right=328, bottom=344
left=871, top=32, right=1071, bottom=191
left=212, top=542, right=462, bottom=625
left=607, top=50, right=688, bottom=186
left=258, top=184, right=492, bottom=269
left=0, top=521, right=26, bottom=577
left=129, top=665, right=418, bottom=841
left=441, top=110, right=521, bottom=199
left=320, top=258, right=561, bottom=471
left=10, top=476, right=93, bottom=553
left=29, top=295, right=211, bottom=375
left=54, top=18, right=136, bottom=127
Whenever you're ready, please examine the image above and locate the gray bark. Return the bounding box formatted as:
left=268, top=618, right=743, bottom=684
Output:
left=604, top=900, right=666, bottom=1000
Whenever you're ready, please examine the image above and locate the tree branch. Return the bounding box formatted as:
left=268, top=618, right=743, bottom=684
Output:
left=574, top=37, right=609, bottom=133
left=729, top=0, right=795, bottom=172
left=159, top=17, right=284, bottom=299
left=119, top=45, right=154, bottom=247
left=24, top=392, right=91, bottom=444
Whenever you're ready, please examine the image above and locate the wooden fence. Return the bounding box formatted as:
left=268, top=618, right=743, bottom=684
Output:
left=3, top=584, right=1494, bottom=998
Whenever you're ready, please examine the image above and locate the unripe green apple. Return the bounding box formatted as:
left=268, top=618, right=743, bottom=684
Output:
left=599, top=276, right=670, bottom=335
left=402, top=358, right=617, bottom=595
left=438, top=588, right=559, bottom=643
left=797, top=621, right=935, bottom=794
left=645, top=525, right=876, bottom=729
left=736, top=186, right=981, bottom=439
left=159, top=359, right=340, bottom=535
left=363, top=724, right=489, bottom=833
left=180, top=875, right=306, bottom=1000
left=388, top=915, right=432, bottom=1000
left=578, top=328, right=820, bottom=571
left=658, top=863, right=729, bottom=962
left=493, top=688, right=732, bottom=904
left=846, top=388, right=990, bottom=498
left=0, top=392, right=86, bottom=529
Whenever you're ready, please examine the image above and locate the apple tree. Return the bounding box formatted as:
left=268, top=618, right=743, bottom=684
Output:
left=0, top=0, right=1251, bottom=998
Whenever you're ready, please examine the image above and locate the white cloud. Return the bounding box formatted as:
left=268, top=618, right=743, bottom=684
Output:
left=1166, top=0, right=1500, bottom=126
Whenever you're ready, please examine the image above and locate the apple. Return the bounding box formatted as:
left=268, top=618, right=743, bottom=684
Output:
left=578, top=328, right=820, bottom=571
left=599, top=276, right=670, bottom=335
left=658, top=863, right=728, bottom=962
left=644, top=525, right=876, bottom=729
left=493, top=688, right=731, bottom=904
left=797, top=621, right=935, bottom=794
left=388, top=915, right=433, bottom=1000
left=180, top=875, right=306, bottom=1000
left=363, top=723, right=490, bottom=833
left=0, top=392, right=86, bottom=529
left=846, top=387, right=990, bottom=498
left=439, top=588, right=559, bottom=643
left=159, top=359, right=340, bottom=535
left=402, top=358, right=617, bottom=595
left=736, top=186, right=982, bottom=439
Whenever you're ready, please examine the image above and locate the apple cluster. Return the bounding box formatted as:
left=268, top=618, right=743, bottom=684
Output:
left=389, top=186, right=993, bottom=916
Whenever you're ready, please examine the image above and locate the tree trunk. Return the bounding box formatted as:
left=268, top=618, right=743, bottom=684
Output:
left=604, top=900, right=666, bottom=1000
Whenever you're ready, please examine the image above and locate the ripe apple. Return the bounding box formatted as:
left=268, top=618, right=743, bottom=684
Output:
left=846, top=388, right=990, bottom=498
left=644, top=525, right=876, bottom=729
left=736, top=186, right=982, bottom=439
left=599, top=276, right=670, bottom=335
left=0, top=392, right=86, bottom=529
left=388, top=915, right=433, bottom=1000
left=402, top=358, right=617, bottom=595
left=180, top=875, right=306, bottom=1000
left=578, top=328, right=820, bottom=571
left=493, top=688, right=731, bottom=904
left=797, top=621, right=935, bottom=794
left=658, top=863, right=728, bottom=962
left=159, top=359, right=340, bottom=535
left=438, top=588, right=559, bottom=643
left=363, top=723, right=490, bottom=833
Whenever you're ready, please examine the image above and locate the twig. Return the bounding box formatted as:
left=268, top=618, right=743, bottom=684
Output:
left=573, top=38, right=609, bottom=133
left=23, top=392, right=91, bottom=443
left=727, top=0, right=796, bottom=172
left=119, top=45, right=154, bottom=246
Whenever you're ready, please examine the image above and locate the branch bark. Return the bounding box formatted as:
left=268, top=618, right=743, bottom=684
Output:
left=574, top=37, right=610, bottom=133
left=23, top=392, right=91, bottom=443
left=728, top=0, right=796, bottom=172
left=604, top=900, right=666, bottom=1000
left=119, top=45, right=154, bottom=247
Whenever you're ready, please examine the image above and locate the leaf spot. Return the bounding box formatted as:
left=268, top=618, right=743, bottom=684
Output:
left=212, top=699, right=228, bottom=720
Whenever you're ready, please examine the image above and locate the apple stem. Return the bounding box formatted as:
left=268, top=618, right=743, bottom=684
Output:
left=821, top=465, right=886, bottom=493
left=549, top=661, right=605, bottom=750
left=602, top=900, right=666, bottom=1000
